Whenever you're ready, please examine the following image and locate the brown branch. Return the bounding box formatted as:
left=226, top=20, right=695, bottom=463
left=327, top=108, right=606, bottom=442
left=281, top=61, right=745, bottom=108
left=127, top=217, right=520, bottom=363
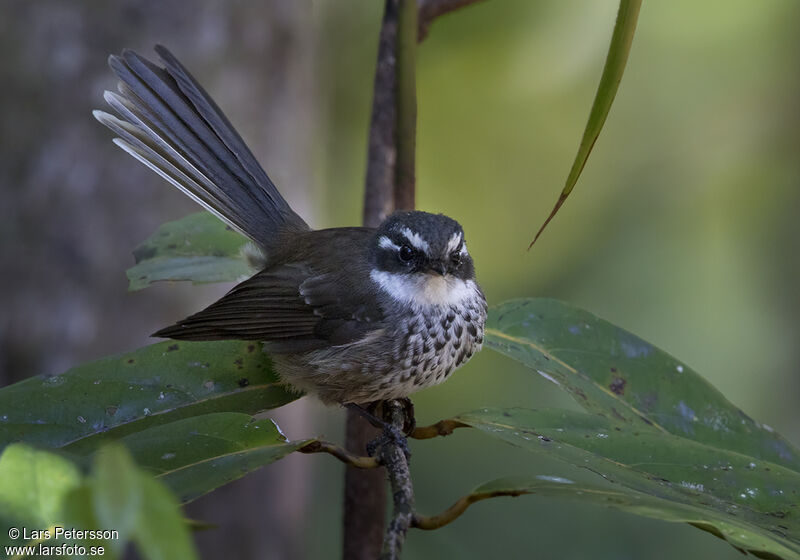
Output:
left=343, top=409, right=385, bottom=559
left=409, top=418, right=468, bottom=439
left=299, top=440, right=381, bottom=469
left=362, top=0, right=401, bottom=228
left=394, top=0, right=418, bottom=211
left=348, top=0, right=481, bottom=556
left=413, top=488, right=527, bottom=531
left=417, top=0, right=487, bottom=41
left=377, top=2, right=419, bottom=553
left=378, top=401, right=415, bottom=559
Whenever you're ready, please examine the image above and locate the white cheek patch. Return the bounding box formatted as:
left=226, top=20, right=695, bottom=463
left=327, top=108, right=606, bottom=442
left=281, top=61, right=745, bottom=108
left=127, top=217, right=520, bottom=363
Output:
left=399, top=227, right=430, bottom=254
left=378, top=235, right=400, bottom=251
left=371, top=270, right=476, bottom=308
left=446, top=232, right=462, bottom=254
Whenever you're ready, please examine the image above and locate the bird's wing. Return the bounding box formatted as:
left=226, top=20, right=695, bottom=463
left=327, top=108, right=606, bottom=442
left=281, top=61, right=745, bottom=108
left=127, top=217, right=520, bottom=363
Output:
left=154, top=262, right=383, bottom=350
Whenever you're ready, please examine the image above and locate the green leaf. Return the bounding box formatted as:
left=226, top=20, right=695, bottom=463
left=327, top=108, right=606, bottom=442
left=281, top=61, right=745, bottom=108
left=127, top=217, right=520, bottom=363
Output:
left=0, top=340, right=300, bottom=456
left=111, top=413, right=312, bottom=503
left=529, top=0, right=642, bottom=247
left=60, top=483, right=109, bottom=553
left=128, top=256, right=253, bottom=292
left=0, top=444, right=82, bottom=535
left=62, top=444, right=198, bottom=560
left=485, top=298, right=800, bottom=471
left=133, top=472, right=198, bottom=560
left=482, top=298, right=800, bottom=557
left=92, top=444, right=142, bottom=552
left=464, top=475, right=798, bottom=559
left=127, top=211, right=252, bottom=291
left=460, top=408, right=800, bottom=559
left=0, top=443, right=200, bottom=559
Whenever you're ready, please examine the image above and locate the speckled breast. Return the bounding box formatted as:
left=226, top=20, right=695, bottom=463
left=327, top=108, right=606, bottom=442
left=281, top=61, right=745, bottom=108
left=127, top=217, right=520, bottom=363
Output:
left=387, top=295, right=487, bottom=397
left=284, top=290, right=487, bottom=404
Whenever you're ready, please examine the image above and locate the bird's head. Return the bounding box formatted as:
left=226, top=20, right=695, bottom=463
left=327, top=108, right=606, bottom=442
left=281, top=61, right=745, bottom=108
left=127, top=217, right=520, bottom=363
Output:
left=369, top=211, right=477, bottom=307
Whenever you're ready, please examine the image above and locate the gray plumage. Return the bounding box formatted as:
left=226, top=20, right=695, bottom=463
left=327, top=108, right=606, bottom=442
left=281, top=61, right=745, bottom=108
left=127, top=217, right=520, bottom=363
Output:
left=95, top=46, right=486, bottom=404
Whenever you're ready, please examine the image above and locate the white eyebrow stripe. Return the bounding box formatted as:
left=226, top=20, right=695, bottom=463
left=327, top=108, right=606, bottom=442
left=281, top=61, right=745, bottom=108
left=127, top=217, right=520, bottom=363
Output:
left=399, top=227, right=430, bottom=253
left=459, top=242, right=469, bottom=257
left=378, top=235, right=400, bottom=251
left=446, top=232, right=463, bottom=254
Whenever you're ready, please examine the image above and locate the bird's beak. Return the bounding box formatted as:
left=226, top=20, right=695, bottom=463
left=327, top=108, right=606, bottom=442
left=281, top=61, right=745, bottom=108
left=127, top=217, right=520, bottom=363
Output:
left=431, top=262, right=447, bottom=276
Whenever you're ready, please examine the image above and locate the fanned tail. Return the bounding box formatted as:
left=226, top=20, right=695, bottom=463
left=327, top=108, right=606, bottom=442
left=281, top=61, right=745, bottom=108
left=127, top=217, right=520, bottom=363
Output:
left=94, top=45, right=309, bottom=251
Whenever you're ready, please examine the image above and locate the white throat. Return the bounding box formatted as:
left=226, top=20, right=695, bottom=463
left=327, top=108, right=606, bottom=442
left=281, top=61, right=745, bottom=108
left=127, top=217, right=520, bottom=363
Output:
left=370, top=270, right=476, bottom=308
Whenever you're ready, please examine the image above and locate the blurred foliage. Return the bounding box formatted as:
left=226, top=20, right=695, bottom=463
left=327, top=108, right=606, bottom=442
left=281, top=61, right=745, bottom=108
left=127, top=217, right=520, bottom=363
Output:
left=0, top=443, right=197, bottom=560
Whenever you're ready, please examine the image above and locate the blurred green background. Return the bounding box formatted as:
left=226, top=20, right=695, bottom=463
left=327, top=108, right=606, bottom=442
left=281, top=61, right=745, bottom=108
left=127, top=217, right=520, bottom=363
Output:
left=2, top=1, right=799, bottom=558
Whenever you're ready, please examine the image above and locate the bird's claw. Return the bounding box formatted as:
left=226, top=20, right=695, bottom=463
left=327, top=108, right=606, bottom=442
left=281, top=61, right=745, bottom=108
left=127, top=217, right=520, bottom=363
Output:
left=367, top=424, right=411, bottom=461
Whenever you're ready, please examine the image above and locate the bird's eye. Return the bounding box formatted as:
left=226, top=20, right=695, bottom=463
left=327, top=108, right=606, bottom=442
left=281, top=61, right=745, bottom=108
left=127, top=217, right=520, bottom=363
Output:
left=398, top=245, right=414, bottom=263
left=450, top=251, right=462, bottom=267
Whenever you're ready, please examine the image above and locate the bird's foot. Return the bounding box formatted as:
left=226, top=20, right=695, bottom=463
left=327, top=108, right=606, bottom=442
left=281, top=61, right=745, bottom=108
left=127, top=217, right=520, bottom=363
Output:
left=346, top=402, right=412, bottom=461
left=396, top=397, right=416, bottom=435
left=366, top=424, right=411, bottom=462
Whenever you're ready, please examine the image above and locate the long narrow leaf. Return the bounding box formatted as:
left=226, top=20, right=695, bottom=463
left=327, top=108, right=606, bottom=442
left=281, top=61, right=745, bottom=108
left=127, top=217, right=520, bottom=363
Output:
left=529, top=0, right=642, bottom=248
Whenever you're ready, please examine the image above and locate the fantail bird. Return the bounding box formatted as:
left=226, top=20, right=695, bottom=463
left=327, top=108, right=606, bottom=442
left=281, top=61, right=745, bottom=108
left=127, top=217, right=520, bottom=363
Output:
left=93, top=46, right=486, bottom=405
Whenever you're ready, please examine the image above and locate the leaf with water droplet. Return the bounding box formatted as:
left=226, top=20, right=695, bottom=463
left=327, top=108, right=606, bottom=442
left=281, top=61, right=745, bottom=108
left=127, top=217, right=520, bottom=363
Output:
left=0, top=340, right=299, bottom=455
left=460, top=407, right=800, bottom=559
left=92, top=412, right=312, bottom=503
left=485, top=298, right=800, bottom=471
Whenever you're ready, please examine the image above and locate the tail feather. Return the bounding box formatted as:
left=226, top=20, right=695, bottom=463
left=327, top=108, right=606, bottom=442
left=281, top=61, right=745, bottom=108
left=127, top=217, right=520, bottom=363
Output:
left=94, top=100, right=253, bottom=238
left=153, top=45, right=288, bottom=212
left=94, top=106, right=244, bottom=237
left=95, top=46, right=309, bottom=250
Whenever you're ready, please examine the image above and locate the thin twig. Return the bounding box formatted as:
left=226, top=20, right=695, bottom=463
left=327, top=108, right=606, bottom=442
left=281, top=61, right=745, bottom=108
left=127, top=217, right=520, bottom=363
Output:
left=413, top=488, right=527, bottom=530
left=410, top=418, right=468, bottom=439
left=299, top=440, right=381, bottom=469
left=379, top=401, right=415, bottom=559
left=417, top=0, right=487, bottom=41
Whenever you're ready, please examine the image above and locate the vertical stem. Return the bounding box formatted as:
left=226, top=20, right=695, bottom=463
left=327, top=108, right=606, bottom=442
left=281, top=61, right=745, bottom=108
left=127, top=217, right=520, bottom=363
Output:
left=362, top=0, right=401, bottom=228
left=394, top=0, right=417, bottom=212
left=344, top=1, right=483, bottom=557
left=381, top=3, right=418, bottom=552
left=345, top=0, right=420, bottom=557
left=344, top=1, right=403, bottom=558
left=343, top=410, right=385, bottom=560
